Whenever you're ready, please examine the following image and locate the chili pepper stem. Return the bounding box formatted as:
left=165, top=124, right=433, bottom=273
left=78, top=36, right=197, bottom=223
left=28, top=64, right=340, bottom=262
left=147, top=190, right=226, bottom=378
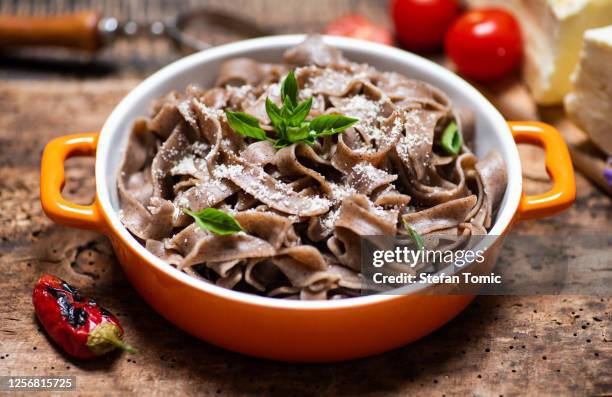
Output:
left=87, top=322, right=138, bottom=355
left=102, top=334, right=138, bottom=354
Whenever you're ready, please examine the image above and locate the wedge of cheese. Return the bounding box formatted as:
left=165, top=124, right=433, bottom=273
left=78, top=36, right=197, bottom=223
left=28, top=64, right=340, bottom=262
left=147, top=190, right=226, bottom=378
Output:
left=465, top=0, right=612, bottom=104
left=565, top=25, right=612, bottom=155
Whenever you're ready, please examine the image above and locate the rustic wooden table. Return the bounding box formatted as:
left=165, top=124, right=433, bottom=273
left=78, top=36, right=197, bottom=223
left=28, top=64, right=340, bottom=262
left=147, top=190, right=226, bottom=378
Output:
left=0, top=1, right=610, bottom=396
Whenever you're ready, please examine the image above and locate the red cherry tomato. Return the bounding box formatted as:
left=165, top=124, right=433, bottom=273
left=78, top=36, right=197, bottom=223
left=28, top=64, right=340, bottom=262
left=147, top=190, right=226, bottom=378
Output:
left=445, top=9, right=522, bottom=82
left=325, top=14, right=393, bottom=46
left=390, top=0, right=460, bottom=52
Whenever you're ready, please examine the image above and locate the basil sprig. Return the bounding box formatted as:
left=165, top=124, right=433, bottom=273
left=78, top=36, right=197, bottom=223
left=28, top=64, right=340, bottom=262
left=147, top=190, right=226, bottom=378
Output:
left=183, top=208, right=243, bottom=236
left=403, top=220, right=425, bottom=251
left=438, top=120, right=462, bottom=156
left=226, top=71, right=358, bottom=149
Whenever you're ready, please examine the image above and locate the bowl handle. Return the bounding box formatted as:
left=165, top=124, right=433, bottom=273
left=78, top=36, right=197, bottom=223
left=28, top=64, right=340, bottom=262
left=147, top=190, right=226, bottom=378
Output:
left=508, top=121, right=576, bottom=221
left=40, top=133, right=106, bottom=231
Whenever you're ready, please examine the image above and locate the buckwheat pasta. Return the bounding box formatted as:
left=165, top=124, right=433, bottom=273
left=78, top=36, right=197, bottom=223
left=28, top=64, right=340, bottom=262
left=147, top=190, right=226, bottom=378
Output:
left=118, top=35, right=507, bottom=300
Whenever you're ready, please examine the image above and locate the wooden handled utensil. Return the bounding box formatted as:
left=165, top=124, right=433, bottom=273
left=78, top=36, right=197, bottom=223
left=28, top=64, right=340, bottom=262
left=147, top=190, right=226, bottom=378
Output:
left=0, top=12, right=105, bottom=51
left=0, top=9, right=271, bottom=53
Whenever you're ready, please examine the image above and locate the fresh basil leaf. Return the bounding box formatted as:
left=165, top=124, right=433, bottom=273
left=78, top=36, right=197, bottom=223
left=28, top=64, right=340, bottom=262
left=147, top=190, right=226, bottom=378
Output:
left=280, top=70, right=298, bottom=108
left=265, top=98, right=285, bottom=135
left=288, top=97, right=313, bottom=127
left=282, top=95, right=295, bottom=114
left=226, top=110, right=260, bottom=127
left=304, top=135, right=316, bottom=145
left=273, top=138, right=292, bottom=149
left=439, top=120, right=461, bottom=156
left=286, top=123, right=312, bottom=143
left=309, top=114, right=359, bottom=136
left=183, top=208, right=243, bottom=236
left=403, top=220, right=425, bottom=251
left=226, top=111, right=268, bottom=141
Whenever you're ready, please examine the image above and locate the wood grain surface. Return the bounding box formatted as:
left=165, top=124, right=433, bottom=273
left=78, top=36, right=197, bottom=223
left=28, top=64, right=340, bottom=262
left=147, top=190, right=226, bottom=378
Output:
left=0, top=1, right=610, bottom=396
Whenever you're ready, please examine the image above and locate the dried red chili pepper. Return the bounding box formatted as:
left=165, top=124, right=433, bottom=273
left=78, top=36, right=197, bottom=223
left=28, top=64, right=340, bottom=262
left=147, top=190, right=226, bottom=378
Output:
left=32, top=274, right=136, bottom=359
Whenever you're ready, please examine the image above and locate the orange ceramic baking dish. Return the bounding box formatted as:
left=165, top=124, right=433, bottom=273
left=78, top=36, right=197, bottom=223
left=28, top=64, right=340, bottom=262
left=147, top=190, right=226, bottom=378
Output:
left=40, top=35, right=575, bottom=362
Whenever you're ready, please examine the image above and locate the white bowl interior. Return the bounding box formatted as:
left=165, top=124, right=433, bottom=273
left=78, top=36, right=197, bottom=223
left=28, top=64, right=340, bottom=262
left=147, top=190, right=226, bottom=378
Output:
left=96, top=35, right=522, bottom=309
